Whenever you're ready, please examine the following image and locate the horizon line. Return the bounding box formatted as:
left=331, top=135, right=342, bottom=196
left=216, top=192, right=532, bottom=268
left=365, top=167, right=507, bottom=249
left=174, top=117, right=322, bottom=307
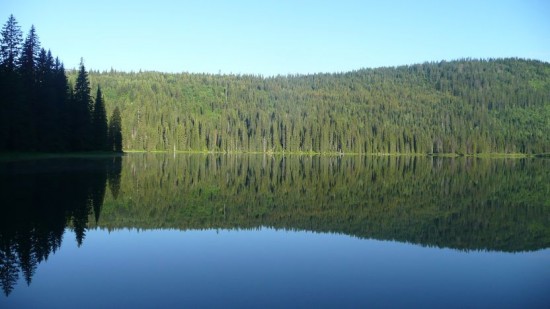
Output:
left=64, top=57, right=548, bottom=77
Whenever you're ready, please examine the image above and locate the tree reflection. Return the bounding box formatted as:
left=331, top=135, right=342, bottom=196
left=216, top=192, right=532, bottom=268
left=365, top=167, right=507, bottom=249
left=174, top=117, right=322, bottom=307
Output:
left=0, top=156, right=123, bottom=296
left=98, top=154, right=549, bottom=252
left=1, top=154, right=548, bottom=296
left=0, top=244, right=18, bottom=296
left=108, top=156, right=122, bottom=200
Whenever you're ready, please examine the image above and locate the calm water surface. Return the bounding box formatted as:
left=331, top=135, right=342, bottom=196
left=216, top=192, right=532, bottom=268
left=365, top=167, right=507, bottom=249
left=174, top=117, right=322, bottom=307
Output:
left=1, top=154, right=549, bottom=308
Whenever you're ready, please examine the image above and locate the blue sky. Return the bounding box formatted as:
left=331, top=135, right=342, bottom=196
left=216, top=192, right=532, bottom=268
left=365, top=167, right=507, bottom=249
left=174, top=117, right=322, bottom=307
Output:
left=3, top=0, right=550, bottom=75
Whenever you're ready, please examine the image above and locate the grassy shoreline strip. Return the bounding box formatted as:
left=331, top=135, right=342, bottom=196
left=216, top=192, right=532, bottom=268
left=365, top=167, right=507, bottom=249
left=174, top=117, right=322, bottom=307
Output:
left=0, top=150, right=542, bottom=162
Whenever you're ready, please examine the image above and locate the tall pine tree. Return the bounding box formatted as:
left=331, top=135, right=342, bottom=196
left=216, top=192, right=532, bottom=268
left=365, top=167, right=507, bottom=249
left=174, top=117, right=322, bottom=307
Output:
left=15, top=25, right=40, bottom=150
left=92, top=86, right=108, bottom=150
left=19, top=25, right=39, bottom=82
left=71, top=58, right=93, bottom=150
left=53, top=57, right=70, bottom=150
left=1, top=15, right=120, bottom=153
left=0, top=14, right=22, bottom=71
left=0, top=15, right=23, bottom=150
left=109, top=106, right=123, bottom=152
left=35, top=48, right=57, bottom=150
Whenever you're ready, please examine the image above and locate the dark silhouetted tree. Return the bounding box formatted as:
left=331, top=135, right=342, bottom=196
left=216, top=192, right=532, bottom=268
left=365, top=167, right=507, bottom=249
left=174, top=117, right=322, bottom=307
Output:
left=19, top=25, right=39, bottom=83
left=0, top=14, right=22, bottom=71
left=51, top=56, right=70, bottom=150
left=1, top=15, right=119, bottom=153
left=71, top=58, right=93, bottom=150
left=0, top=15, right=23, bottom=151
left=109, top=106, right=123, bottom=152
left=92, top=86, right=109, bottom=150
left=13, top=25, right=40, bottom=150
left=35, top=48, right=60, bottom=150
left=53, top=58, right=71, bottom=150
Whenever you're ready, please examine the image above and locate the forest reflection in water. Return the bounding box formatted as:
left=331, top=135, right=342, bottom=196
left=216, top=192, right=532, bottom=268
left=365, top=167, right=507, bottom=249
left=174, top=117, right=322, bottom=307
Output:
left=98, top=154, right=548, bottom=251
left=0, top=154, right=548, bottom=298
left=0, top=156, right=122, bottom=296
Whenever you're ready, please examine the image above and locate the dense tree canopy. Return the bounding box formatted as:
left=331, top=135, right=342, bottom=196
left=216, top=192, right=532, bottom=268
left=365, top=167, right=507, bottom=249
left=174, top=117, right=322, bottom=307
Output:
left=0, top=15, right=120, bottom=153
left=70, top=58, right=550, bottom=154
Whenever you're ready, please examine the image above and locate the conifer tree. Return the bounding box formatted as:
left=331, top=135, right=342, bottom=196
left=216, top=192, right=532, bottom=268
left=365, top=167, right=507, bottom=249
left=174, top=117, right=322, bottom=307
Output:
left=0, top=14, right=22, bottom=71
left=92, top=86, right=109, bottom=150
left=19, top=25, right=39, bottom=81
left=0, top=15, right=23, bottom=150
left=1, top=15, right=120, bottom=153
left=71, top=58, right=93, bottom=150
left=53, top=57, right=70, bottom=150
left=109, top=106, right=123, bottom=152
left=35, top=48, right=56, bottom=150
left=15, top=25, right=40, bottom=150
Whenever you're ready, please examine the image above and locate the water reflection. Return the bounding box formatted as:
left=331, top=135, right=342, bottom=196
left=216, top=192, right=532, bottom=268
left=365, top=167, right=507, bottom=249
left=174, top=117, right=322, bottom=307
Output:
left=97, top=154, right=549, bottom=252
left=0, top=154, right=548, bottom=297
left=0, top=156, right=122, bottom=296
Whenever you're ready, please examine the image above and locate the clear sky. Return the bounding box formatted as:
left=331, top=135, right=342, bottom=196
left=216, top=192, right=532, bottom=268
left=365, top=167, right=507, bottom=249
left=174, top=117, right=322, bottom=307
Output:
left=3, top=0, right=550, bottom=76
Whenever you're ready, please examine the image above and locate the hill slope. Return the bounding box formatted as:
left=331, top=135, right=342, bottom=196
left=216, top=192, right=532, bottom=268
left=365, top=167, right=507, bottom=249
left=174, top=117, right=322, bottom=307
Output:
left=70, top=58, right=550, bottom=154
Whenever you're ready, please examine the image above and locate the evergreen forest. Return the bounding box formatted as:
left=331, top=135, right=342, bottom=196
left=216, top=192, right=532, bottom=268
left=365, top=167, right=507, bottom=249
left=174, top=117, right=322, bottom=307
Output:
left=0, top=15, right=122, bottom=153
left=74, top=58, right=550, bottom=154
left=2, top=14, right=549, bottom=155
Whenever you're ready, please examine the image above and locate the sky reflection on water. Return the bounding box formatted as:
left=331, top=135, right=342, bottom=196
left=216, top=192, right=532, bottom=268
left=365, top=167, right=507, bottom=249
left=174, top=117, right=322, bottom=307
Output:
left=3, top=228, right=549, bottom=308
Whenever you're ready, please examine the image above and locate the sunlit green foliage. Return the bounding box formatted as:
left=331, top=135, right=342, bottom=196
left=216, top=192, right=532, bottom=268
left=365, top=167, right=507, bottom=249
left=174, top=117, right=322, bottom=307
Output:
left=71, top=58, right=550, bottom=154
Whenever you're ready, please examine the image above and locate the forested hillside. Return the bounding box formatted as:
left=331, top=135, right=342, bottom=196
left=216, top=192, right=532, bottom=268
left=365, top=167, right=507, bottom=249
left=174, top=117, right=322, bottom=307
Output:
left=71, top=58, right=550, bottom=154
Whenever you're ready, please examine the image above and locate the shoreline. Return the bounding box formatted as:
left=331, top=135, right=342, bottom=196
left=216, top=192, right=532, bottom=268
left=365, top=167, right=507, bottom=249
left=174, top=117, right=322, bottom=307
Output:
left=2, top=150, right=545, bottom=161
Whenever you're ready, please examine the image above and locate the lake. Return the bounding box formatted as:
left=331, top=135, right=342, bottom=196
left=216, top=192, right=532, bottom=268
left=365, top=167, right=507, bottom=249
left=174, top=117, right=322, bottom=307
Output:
left=1, top=154, right=549, bottom=308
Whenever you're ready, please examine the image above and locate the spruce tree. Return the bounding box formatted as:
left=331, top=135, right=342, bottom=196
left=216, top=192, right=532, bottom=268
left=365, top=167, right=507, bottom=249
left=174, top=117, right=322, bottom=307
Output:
left=92, top=86, right=109, bottom=150
left=35, top=48, right=56, bottom=150
left=0, top=15, right=23, bottom=150
left=0, top=14, right=23, bottom=71
left=71, top=58, right=93, bottom=150
left=15, top=25, right=40, bottom=150
left=1, top=15, right=75, bottom=152
left=19, top=25, right=39, bottom=81
left=108, top=106, right=123, bottom=152
left=53, top=58, right=70, bottom=150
